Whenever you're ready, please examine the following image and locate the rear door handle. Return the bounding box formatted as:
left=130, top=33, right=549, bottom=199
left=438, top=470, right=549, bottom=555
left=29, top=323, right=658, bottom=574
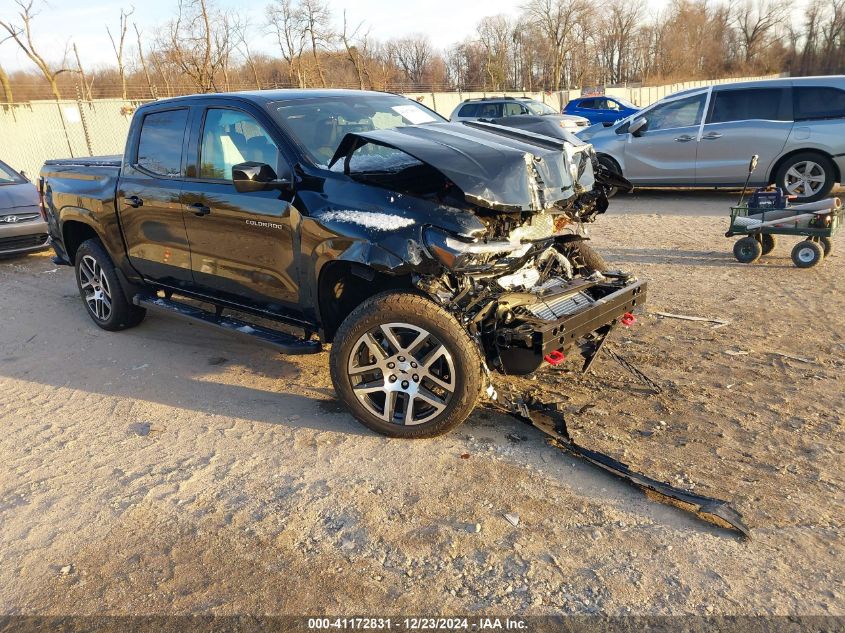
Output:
left=702, top=132, right=723, bottom=140
left=123, top=195, right=143, bottom=208
left=189, top=202, right=211, bottom=217
left=674, top=135, right=695, bottom=142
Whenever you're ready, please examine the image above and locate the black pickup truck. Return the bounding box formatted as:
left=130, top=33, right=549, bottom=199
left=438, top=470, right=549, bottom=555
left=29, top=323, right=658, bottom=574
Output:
left=40, top=89, right=645, bottom=437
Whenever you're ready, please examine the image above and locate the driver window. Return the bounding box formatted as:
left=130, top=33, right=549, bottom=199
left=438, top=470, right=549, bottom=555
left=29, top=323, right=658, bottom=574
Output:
left=502, top=102, right=525, bottom=116
left=199, top=109, right=280, bottom=180
left=643, top=94, right=707, bottom=132
left=606, top=99, right=620, bottom=111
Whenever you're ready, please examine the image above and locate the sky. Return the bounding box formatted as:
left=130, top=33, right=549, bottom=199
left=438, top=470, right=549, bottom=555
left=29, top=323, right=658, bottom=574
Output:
left=0, top=0, right=673, bottom=72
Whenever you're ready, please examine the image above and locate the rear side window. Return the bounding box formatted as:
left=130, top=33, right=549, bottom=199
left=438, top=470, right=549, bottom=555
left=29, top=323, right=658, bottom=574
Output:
left=458, top=103, right=480, bottom=117
left=794, top=87, right=845, bottom=121
left=136, top=109, right=188, bottom=177
left=709, top=88, right=788, bottom=123
left=579, top=99, right=597, bottom=109
left=477, top=102, right=503, bottom=119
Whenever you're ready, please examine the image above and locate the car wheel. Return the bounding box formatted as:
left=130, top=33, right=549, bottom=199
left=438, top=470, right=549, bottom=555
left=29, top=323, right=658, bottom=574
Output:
left=330, top=291, right=482, bottom=438
left=597, top=156, right=622, bottom=198
left=733, top=236, right=762, bottom=263
left=75, top=239, right=146, bottom=331
left=759, top=233, right=777, bottom=256
left=775, top=153, right=836, bottom=202
left=791, top=240, right=824, bottom=268
left=568, top=240, right=609, bottom=272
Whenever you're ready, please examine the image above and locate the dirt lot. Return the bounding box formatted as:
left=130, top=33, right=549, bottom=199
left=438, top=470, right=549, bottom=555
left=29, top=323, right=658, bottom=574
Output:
left=1, top=192, right=843, bottom=616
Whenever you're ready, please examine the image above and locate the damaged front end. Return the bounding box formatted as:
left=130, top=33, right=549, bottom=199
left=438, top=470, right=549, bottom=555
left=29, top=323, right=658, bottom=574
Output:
left=327, top=120, right=643, bottom=376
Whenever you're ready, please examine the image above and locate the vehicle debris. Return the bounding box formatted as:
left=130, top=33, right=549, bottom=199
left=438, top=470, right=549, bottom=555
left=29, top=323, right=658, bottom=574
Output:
left=503, top=513, right=520, bottom=527
left=653, top=311, right=731, bottom=326
left=771, top=351, right=815, bottom=364
left=491, top=390, right=750, bottom=537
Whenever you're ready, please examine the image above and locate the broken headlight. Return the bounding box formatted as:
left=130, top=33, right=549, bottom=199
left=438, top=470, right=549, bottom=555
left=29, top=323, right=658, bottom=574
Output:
left=423, top=227, right=522, bottom=269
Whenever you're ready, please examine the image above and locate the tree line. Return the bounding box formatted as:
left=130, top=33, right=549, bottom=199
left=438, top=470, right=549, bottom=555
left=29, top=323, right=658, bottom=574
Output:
left=1, top=0, right=844, bottom=103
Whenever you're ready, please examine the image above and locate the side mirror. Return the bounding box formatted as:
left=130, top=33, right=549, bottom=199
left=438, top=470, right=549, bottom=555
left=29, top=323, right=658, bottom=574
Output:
left=748, top=154, right=759, bottom=174
left=232, top=161, right=290, bottom=193
left=19, top=170, right=29, bottom=181
left=628, top=117, right=647, bottom=137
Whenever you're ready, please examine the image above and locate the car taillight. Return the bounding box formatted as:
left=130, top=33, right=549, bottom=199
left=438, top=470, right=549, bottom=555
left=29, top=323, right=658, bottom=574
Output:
left=37, top=177, right=47, bottom=221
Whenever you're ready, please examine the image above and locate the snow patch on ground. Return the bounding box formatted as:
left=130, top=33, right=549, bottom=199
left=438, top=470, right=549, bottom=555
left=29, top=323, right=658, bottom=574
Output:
left=318, top=210, right=415, bottom=231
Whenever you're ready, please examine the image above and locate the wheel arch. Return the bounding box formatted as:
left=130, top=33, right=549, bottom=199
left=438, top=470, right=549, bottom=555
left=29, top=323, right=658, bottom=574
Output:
left=317, top=260, right=414, bottom=343
left=767, top=148, right=841, bottom=186
left=61, top=217, right=103, bottom=262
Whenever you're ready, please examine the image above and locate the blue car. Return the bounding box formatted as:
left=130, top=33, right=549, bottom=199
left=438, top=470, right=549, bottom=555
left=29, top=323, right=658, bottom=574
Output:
left=564, top=96, right=640, bottom=125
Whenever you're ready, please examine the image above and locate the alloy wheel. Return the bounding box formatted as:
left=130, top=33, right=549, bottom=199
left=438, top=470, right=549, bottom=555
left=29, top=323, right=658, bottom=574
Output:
left=783, top=161, right=826, bottom=197
left=78, top=254, right=113, bottom=321
left=346, top=322, right=456, bottom=425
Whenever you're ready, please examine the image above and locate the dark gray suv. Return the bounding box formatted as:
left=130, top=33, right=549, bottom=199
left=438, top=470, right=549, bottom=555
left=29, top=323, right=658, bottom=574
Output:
left=581, top=76, right=845, bottom=201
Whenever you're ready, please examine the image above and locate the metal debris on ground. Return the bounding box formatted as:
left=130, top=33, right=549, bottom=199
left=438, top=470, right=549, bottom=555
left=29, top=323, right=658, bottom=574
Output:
left=724, top=349, right=750, bottom=356
left=503, top=513, right=520, bottom=527
left=492, top=392, right=750, bottom=538
left=653, top=311, right=730, bottom=326
left=604, top=346, right=663, bottom=395
left=771, top=351, right=815, bottom=364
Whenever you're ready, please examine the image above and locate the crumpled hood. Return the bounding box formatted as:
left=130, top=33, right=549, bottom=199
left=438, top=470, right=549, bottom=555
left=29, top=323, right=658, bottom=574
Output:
left=329, top=121, right=594, bottom=213
left=0, top=183, right=39, bottom=212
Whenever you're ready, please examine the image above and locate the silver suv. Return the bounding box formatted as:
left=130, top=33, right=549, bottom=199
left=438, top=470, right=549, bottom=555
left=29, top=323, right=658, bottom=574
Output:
left=581, top=76, right=845, bottom=201
left=450, top=96, right=589, bottom=132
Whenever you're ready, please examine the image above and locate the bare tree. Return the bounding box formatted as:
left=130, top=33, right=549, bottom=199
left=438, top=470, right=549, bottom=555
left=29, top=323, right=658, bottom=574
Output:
left=731, top=0, right=789, bottom=64
left=477, top=15, right=512, bottom=90
left=301, top=0, right=333, bottom=87
left=267, top=0, right=308, bottom=87
left=163, top=0, right=230, bottom=92
left=0, top=0, right=74, bottom=100
left=0, top=63, right=12, bottom=103
left=134, top=23, right=156, bottom=98
left=388, top=34, right=434, bottom=87
left=72, top=42, right=93, bottom=101
left=340, top=10, right=369, bottom=89
left=107, top=7, right=133, bottom=99
left=523, top=0, right=589, bottom=91
left=232, top=16, right=261, bottom=89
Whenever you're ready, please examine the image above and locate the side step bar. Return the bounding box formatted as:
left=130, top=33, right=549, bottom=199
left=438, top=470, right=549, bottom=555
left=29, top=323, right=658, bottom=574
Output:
left=133, top=294, right=322, bottom=355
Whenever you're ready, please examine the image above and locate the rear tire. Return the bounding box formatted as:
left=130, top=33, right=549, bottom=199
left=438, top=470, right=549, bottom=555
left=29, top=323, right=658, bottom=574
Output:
left=734, top=236, right=762, bottom=263
left=330, top=292, right=482, bottom=438
left=791, top=240, right=824, bottom=268
left=818, top=236, right=833, bottom=257
left=775, top=152, right=836, bottom=203
left=759, top=233, right=777, bottom=256
left=75, top=239, right=146, bottom=331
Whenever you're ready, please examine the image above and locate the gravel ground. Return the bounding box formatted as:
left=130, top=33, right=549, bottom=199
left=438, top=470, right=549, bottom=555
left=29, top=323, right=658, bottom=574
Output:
left=0, top=192, right=843, bottom=616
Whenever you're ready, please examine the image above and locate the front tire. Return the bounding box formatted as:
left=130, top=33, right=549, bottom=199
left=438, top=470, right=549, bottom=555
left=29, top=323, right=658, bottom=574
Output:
left=791, top=240, right=824, bottom=268
left=734, top=236, right=762, bottom=263
left=330, top=292, right=482, bottom=438
left=775, top=153, right=836, bottom=203
left=75, top=239, right=146, bottom=331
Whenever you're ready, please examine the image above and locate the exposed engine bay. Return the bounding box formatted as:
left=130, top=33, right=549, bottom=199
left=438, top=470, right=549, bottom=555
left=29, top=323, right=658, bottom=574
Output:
left=328, top=119, right=644, bottom=376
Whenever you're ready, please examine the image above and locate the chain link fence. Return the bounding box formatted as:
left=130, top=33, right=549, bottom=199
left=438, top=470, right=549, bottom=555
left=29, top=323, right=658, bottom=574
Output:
left=0, top=74, right=781, bottom=178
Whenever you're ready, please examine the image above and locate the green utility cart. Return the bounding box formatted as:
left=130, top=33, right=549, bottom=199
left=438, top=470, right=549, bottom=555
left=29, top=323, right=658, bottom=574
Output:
left=726, top=203, right=841, bottom=268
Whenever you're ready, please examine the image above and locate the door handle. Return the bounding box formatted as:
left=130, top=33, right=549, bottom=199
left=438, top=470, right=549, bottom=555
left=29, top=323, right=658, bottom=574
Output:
left=123, top=195, right=143, bottom=208
left=702, top=132, right=723, bottom=140
left=189, top=202, right=211, bottom=217
left=674, top=135, right=695, bottom=142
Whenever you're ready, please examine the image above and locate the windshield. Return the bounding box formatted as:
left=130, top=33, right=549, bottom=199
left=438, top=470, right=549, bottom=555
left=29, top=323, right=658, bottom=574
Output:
left=524, top=100, right=558, bottom=116
left=0, top=160, right=25, bottom=185
left=614, top=98, right=637, bottom=109
left=269, top=95, right=445, bottom=167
